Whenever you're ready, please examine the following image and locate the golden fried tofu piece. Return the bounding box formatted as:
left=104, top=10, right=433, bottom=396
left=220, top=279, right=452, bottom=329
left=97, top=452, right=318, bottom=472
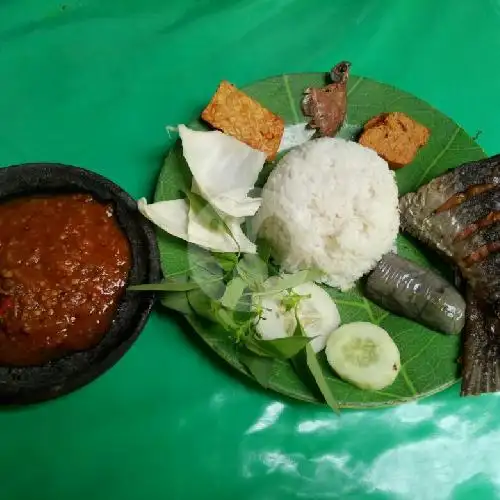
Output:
left=201, top=81, right=284, bottom=160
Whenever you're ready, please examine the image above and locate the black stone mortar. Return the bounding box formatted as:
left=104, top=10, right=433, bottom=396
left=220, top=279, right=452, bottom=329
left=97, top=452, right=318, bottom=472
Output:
left=0, top=163, right=161, bottom=405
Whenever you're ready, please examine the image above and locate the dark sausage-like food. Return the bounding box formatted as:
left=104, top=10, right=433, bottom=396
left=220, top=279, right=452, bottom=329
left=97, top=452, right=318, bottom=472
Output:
left=365, top=253, right=465, bottom=335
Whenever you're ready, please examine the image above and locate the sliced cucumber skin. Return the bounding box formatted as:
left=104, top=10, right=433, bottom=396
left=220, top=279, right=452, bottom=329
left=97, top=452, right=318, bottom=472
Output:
left=294, top=283, right=341, bottom=352
left=325, top=322, right=401, bottom=391
left=254, top=283, right=341, bottom=353
left=255, top=296, right=296, bottom=340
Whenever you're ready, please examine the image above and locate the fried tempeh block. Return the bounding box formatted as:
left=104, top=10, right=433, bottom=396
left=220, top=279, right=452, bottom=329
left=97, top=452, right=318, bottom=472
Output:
left=359, top=112, right=430, bottom=169
left=201, top=81, right=284, bottom=160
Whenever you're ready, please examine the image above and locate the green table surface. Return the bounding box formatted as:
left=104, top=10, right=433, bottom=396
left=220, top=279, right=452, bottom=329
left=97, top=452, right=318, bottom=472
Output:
left=1, top=1, right=500, bottom=499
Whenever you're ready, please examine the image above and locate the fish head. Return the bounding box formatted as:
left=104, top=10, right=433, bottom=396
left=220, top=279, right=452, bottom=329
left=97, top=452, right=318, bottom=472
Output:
left=330, top=61, right=351, bottom=83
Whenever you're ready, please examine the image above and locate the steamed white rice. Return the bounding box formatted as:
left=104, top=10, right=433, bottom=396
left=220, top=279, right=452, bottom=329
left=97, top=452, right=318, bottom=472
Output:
left=253, top=137, right=399, bottom=290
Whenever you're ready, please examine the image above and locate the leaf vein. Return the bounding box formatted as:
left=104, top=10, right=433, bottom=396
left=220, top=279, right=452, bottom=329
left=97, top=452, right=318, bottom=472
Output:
left=334, top=299, right=366, bottom=309
left=283, top=74, right=300, bottom=124
left=400, top=366, right=417, bottom=396
left=347, top=77, right=364, bottom=97
left=322, top=373, right=405, bottom=400
left=375, top=311, right=389, bottom=325
left=363, top=297, right=376, bottom=323
left=417, top=126, right=461, bottom=185
left=400, top=335, right=437, bottom=369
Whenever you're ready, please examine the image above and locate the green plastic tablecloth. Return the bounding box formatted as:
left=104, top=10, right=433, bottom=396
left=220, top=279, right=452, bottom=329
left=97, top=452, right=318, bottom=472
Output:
left=1, top=1, right=500, bottom=498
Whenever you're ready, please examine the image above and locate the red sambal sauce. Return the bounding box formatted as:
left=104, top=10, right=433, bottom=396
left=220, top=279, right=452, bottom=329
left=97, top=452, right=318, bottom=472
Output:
left=0, top=193, right=131, bottom=365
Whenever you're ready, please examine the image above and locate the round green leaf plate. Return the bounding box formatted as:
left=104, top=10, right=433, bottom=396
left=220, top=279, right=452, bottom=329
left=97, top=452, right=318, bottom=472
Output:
left=154, top=72, right=485, bottom=409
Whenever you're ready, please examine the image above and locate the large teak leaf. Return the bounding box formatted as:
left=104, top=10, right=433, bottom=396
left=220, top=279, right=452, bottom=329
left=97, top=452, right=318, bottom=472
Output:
left=154, top=73, right=485, bottom=409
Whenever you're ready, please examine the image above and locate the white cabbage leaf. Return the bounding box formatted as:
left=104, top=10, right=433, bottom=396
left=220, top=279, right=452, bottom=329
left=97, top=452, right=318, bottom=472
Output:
left=178, top=124, right=265, bottom=218
left=138, top=198, right=256, bottom=254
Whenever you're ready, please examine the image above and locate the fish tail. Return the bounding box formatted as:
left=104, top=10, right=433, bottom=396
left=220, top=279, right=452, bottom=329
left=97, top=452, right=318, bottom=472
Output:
left=461, top=288, right=500, bottom=396
left=461, top=354, right=500, bottom=395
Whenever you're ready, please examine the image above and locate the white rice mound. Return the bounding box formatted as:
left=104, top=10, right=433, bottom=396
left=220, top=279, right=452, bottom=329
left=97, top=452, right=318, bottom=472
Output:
left=253, top=137, right=400, bottom=291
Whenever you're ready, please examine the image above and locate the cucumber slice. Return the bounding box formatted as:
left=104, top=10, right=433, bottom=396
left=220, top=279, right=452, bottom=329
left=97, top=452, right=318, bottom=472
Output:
left=325, top=322, right=400, bottom=390
left=255, top=296, right=297, bottom=340
left=255, top=282, right=340, bottom=353
left=294, top=283, right=341, bottom=352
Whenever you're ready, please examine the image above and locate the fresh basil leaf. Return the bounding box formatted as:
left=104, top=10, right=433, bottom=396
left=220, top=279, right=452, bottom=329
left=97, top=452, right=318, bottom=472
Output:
left=220, top=277, right=247, bottom=310
left=188, top=246, right=225, bottom=299
left=258, top=269, right=324, bottom=295
left=265, top=337, right=312, bottom=358
left=233, top=308, right=257, bottom=324
left=189, top=245, right=223, bottom=277
left=244, top=336, right=274, bottom=357
left=256, top=237, right=272, bottom=265
left=280, top=290, right=309, bottom=312
left=294, top=315, right=339, bottom=413
left=305, top=344, right=340, bottom=414
left=289, top=348, right=317, bottom=395
left=232, top=315, right=256, bottom=341
left=232, top=280, right=255, bottom=311
left=128, top=281, right=200, bottom=292
left=214, top=306, right=241, bottom=332
left=236, top=254, right=268, bottom=290
left=245, top=336, right=311, bottom=359
left=188, top=290, right=239, bottom=330
left=187, top=289, right=218, bottom=322
left=160, top=292, right=192, bottom=315
left=188, top=287, right=256, bottom=341
left=212, top=252, right=239, bottom=273
left=267, top=260, right=281, bottom=277
left=240, top=353, right=274, bottom=388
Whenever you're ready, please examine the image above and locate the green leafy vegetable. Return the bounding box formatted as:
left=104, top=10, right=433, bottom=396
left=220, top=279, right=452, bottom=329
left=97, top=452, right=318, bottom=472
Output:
left=128, top=281, right=200, bottom=292
left=256, top=237, right=272, bottom=264
left=244, top=336, right=275, bottom=357
left=305, top=344, right=340, bottom=414
left=189, top=247, right=225, bottom=299
left=154, top=73, right=481, bottom=408
left=258, top=269, right=324, bottom=295
left=213, top=306, right=241, bottom=331
left=280, top=290, right=309, bottom=312
left=244, top=335, right=311, bottom=359
left=236, top=254, right=268, bottom=290
left=213, top=252, right=239, bottom=273
left=187, top=289, right=219, bottom=323
left=294, top=315, right=339, bottom=413
left=220, top=277, right=247, bottom=310
left=160, top=292, right=192, bottom=315
left=240, top=353, right=274, bottom=388
left=232, top=308, right=256, bottom=327
left=188, top=282, right=256, bottom=340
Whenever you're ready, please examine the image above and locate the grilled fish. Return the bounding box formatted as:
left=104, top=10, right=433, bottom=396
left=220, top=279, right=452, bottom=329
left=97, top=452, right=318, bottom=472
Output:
left=463, top=252, right=500, bottom=314
left=451, top=221, right=500, bottom=267
left=437, top=189, right=500, bottom=257
left=400, top=155, right=500, bottom=227
left=401, top=184, right=500, bottom=258
left=399, top=155, right=500, bottom=395
left=462, top=287, right=500, bottom=396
